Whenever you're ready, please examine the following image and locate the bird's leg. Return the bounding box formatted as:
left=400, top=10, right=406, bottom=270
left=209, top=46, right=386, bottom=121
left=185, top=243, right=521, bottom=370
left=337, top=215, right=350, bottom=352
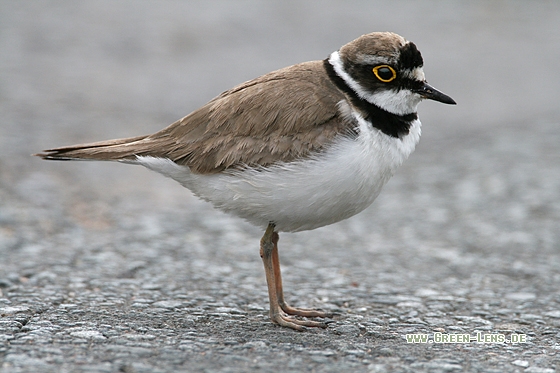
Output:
left=271, top=232, right=332, bottom=319
left=260, top=223, right=330, bottom=330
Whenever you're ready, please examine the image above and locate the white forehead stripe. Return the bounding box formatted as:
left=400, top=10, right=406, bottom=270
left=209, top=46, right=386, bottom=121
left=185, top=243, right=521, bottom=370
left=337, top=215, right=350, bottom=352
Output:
left=402, top=67, right=425, bottom=81
left=328, top=51, right=422, bottom=116
left=355, top=54, right=394, bottom=66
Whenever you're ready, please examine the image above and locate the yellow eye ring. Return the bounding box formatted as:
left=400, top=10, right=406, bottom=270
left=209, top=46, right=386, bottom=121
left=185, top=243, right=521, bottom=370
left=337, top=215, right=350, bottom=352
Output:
left=373, top=65, right=397, bottom=82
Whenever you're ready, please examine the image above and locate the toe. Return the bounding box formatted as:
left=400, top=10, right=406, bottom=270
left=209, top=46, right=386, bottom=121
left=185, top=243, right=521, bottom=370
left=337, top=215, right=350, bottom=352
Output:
left=271, top=312, right=329, bottom=330
left=281, top=305, right=333, bottom=319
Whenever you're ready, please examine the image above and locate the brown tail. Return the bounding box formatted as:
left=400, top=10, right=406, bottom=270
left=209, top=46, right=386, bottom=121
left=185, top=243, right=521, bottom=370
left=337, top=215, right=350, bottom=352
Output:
left=35, top=135, right=152, bottom=162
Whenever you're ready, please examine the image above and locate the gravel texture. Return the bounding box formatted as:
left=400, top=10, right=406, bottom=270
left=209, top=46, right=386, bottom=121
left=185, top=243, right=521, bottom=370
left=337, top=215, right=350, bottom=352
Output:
left=1, top=1, right=560, bottom=372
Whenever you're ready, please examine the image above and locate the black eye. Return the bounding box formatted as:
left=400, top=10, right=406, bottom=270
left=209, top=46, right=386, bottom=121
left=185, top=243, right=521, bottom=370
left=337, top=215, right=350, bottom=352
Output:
left=377, top=67, right=393, bottom=80
left=373, top=65, right=397, bottom=82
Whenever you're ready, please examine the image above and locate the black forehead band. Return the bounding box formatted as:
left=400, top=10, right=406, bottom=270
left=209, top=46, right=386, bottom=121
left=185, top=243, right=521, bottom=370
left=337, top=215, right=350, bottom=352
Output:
left=399, top=42, right=423, bottom=70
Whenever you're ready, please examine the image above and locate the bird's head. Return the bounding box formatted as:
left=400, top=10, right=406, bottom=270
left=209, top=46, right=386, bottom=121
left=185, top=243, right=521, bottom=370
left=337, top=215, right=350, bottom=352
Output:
left=329, top=32, right=456, bottom=116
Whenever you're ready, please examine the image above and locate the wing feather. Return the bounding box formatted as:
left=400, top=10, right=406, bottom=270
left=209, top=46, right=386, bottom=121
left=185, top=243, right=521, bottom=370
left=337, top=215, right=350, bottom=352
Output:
left=146, top=61, right=349, bottom=173
left=38, top=61, right=351, bottom=174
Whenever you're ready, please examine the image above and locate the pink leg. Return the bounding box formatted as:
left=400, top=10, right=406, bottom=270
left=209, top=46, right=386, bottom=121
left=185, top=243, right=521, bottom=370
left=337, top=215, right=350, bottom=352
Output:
left=260, top=223, right=331, bottom=330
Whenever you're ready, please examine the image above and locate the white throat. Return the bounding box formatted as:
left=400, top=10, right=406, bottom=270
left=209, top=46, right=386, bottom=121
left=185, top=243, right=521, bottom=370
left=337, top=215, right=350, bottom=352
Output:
left=328, top=51, right=422, bottom=116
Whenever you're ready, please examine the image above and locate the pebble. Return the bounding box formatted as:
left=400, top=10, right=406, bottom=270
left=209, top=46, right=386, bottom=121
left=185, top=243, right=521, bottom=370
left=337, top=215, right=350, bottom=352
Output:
left=543, top=310, right=560, bottom=318
left=367, top=364, right=388, bottom=373
left=524, top=368, right=556, bottom=373
left=69, top=330, right=107, bottom=340
left=334, top=325, right=361, bottom=336
left=151, top=300, right=183, bottom=309
left=0, top=320, right=23, bottom=333
left=505, top=292, right=537, bottom=301
left=0, top=306, right=30, bottom=314
left=0, top=278, right=14, bottom=288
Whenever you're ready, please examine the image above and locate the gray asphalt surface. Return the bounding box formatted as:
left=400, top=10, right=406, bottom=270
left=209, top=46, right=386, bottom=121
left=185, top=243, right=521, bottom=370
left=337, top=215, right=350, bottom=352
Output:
left=1, top=1, right=560, bottom=372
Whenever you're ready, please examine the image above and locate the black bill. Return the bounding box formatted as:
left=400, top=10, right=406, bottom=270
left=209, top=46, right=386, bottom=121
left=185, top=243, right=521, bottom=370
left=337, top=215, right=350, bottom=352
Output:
left=416, top=82, right=456, bottom=105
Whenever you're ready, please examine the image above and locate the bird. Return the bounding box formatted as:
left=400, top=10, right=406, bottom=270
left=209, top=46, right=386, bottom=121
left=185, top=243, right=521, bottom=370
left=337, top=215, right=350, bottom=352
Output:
left=36, top=32, right=456, bottom=331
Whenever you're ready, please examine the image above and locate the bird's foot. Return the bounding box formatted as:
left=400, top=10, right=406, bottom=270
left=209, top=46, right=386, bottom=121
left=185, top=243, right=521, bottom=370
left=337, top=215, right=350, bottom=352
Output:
left=270, top=303, right=333, bottom=331
left=270, top=309, right=331, bottom=331
left=280, top=302, right=333, bottom=319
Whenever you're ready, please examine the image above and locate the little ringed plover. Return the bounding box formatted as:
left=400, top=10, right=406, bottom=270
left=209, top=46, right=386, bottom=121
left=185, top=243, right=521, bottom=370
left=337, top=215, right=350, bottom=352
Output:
left=37, top=32, right=456, bottom=330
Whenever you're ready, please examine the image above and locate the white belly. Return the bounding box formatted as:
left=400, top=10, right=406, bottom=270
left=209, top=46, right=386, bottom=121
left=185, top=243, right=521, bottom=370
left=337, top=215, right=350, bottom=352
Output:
left=137, top=118, right=421, bottom=232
